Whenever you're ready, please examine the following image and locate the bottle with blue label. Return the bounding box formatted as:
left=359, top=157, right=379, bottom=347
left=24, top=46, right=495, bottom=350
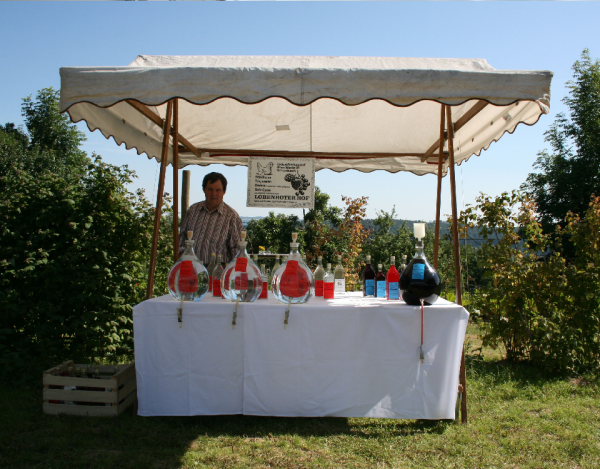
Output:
left=375, top=264, right=386, bottom=298
left=399, top=223, right=441, bottom=305
left=362, top=255, right=376, bottom=297
left=386, top=256, right=400, bottom=300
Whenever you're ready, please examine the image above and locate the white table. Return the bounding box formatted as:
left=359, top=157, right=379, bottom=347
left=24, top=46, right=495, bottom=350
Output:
left=133, top=293, right=469, bottom=419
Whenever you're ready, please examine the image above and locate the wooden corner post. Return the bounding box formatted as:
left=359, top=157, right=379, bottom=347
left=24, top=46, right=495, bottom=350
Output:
left=172, top=99, right=180, bottom=263
left=434, top=104, right=445, bottom=269
left=446, top=105, right=467, bottom=423
left=145, top=100, right=174, bottom=300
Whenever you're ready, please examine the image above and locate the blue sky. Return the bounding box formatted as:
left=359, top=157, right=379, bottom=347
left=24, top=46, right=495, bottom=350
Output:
left=1, top=1, right=599, bottom=221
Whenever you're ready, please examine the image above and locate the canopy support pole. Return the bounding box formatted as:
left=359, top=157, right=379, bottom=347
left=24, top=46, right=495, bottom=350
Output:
left=146, top=100, right=173, bottom=300
left=446, top=105, right=467, bottom=424
left=172, top=99, right=179, bottom=263
left=434, top=104, right=445, bottom=269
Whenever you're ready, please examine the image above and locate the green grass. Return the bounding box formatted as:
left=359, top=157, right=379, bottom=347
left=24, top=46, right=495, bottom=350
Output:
left=1, top=325, right=599, bottom=469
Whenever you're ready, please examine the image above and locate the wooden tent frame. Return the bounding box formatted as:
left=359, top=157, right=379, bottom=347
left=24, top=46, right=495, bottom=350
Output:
left=140, top=97, right=475, bottom=423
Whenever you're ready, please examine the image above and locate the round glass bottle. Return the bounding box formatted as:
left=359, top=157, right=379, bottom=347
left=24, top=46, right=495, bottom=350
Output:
left=399, top=225, right=441, bottom=305
left=221, top=231, right=262, bottom=302
left=272, top=233, right=314, bottom=304
left=167, top=231, right=209, bottom=301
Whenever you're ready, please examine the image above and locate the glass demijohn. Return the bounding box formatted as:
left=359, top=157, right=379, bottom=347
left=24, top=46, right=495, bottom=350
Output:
left=272, top=233, right=314, bottom=304
left=167, top=231, right=209, bottom=301
left=399, top=223, right=441, bottom=305
left=221, top=231, right=262, bottom=302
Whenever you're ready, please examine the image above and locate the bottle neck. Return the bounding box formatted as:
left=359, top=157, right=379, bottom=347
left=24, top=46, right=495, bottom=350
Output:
left=317, top=258, right=323, bottom=267
left=182, top=240, right=196, bottom=257
left=237, top=241, right=249, bottom=258
left=414, top=240, right=425, bottom=259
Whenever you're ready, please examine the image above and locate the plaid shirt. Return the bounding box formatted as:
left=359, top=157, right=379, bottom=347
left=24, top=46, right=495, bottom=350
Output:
left=178, top=201, right=243, bottom=265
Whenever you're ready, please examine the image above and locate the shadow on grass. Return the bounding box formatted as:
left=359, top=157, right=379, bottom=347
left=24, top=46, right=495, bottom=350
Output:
left=0, top=381, right=455, bottom=469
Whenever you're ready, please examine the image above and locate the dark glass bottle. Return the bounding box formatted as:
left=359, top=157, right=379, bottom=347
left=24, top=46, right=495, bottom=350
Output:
left=375, top=264, right=386, bottom=298
left=362, top=255, right=376, bottom=297
left=400, top=239, right=441, bottom=305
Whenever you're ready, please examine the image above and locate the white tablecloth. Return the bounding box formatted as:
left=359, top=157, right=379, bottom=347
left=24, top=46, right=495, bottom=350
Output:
left=133, top=293, right=469, bottom=419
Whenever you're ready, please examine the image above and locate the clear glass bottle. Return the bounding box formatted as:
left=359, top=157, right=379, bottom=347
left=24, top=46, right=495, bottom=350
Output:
left=323, top=263, right=335, bottom=299
left=334, top=255, right=346, bottom=296
left=207, top=252, right=216, bottom=292
left=167, top=231, right=209, bottom=301
left=362, top=254, right=376, bottom=297
left=313, top=256, right=325, bottom=297
left=386, top=256, right=400, bottom=300
left=375, top=264, right=386, bottom=298
left=272, top=233, right=313, bottom=304
left=221, top=231, right=262, bottom=302
left=400, top=231, right=441, bottom=305
left=212, top=254, right=224, bottom=297
left=271, top=255, right=281, bottom=281
left=259, top=264, right=268, bottom=299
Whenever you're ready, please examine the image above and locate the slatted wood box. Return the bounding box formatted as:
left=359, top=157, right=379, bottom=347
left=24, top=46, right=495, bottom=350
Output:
left=43, top=360, right=136, bottom=417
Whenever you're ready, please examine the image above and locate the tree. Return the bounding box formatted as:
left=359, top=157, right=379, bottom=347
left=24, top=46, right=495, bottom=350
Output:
left=0, top=90, right=173, bottom=377
left=522, top=49, right=600, bottom=233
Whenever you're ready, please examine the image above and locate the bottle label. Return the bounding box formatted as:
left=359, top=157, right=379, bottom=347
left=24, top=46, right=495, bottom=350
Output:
left=365, top=279, right=374, bottom=296
left=376, top=280, right=386, bottom=297
left=259, top=281, right=268, bottom=299
left=178, top=261, right=198, bottom=293
left=412, top=264, right=425, bottom=280
left=235, top=257, right=248, bottom=272
left=388, top=282, right=400, bottom=300
left=334, top=279, right=345, bottom=294
left=208, top=275, right=213, bottom=292
left=280, top=261, right=310, bottom=298
left=234, top=273, right=249, bottom=291
left=315, top=280, right=324, bottom=297
left=212, top=278, right=221, bottom=297
left=324, top=281, right=334, bottom=299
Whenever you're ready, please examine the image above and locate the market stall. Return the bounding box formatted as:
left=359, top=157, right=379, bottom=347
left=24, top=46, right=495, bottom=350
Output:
left=60, top=55, right=553, bottom=422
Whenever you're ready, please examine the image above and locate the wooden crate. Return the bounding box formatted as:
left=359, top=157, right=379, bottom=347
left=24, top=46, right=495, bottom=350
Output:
left=43, top=360, right=136, bottom=417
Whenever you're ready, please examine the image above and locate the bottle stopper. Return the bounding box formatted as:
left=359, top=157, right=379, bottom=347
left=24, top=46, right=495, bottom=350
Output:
left=318, top=255, right=322, bottom=260
left=240, top=231, right=247, bottom=240
left=292, top=232, right=298, bottom=242
left=391, top=256, right=395, bottom=261
left=187, top=231, right=193, bottom=240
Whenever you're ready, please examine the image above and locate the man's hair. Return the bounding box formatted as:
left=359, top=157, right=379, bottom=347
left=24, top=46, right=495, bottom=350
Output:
left=202, top=172, right=227, bottom=191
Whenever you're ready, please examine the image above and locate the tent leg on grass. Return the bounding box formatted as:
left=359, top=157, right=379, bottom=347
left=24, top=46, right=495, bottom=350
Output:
left=446, top=105, right=468, bottom=423
left=146, top=100, right=173, bottom=300
left=172, top=98, right=180, bottom=263
left=434, top=103, right=445, bottom=269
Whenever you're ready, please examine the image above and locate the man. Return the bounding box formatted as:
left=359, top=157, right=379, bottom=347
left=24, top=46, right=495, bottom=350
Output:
left=178, top=172, right=243, bottom=265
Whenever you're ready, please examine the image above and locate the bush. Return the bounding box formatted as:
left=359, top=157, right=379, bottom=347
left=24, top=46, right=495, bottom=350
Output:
left=463, top=191, right=600, bottom=373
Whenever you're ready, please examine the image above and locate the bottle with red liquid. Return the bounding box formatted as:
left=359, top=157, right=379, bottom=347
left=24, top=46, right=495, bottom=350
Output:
left=313, top=256, right=325, bottom=297
left=271, top=233, right=313, bottom=304
left=212, top=254, right=224, bottom=297
left=362, top=254, right=375, bottom=297
left=167, top=231, right=209, bottom=301
left=221, top=231, right=262, bottom=302
left=323, top=263, right=334, bottom=299
left=259, top=264, right=268, bottom=299
left=375, top=264, right=386, bottom=298
left=386, top=256, right=400, bottom=300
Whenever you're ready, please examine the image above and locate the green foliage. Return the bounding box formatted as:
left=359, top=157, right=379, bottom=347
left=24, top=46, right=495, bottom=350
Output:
left=463, top=191, right=600, bottom=373
left=245, top=212, right=303, bottom=257
left=0, top=90, right=173, bottom=377
left=522, top=49, right=600, bottom=234
left=362, top=207, right=414, bottom=270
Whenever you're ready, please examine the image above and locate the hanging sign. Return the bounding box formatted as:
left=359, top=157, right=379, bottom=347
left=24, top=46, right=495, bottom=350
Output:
left=247, top=157, right=315, bottom=209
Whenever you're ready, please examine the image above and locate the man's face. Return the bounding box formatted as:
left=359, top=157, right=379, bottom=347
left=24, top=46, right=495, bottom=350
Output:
left=204, top=179, right=225, bottom=210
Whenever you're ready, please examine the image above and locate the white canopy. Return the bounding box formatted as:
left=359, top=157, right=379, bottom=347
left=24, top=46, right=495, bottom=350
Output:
left=60, top=55, right=552, bottom=176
